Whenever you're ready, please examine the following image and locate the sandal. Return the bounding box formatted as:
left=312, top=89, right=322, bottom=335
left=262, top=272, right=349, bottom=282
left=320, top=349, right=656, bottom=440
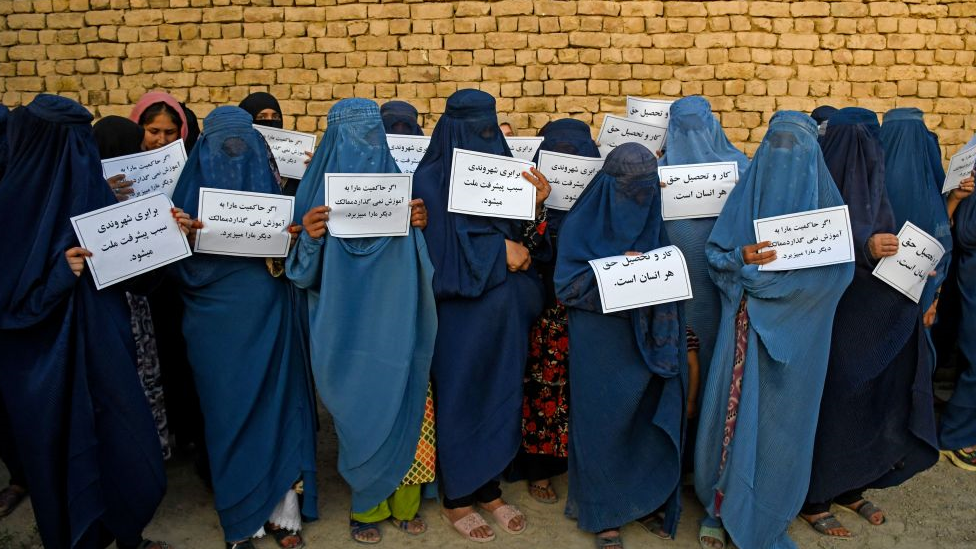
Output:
left=801, top=512, right=853, bottom=540
left=941, top=448, right=976, bottom=471
left=264, top=522, right=304, bottom=549
left=596, top=530, right=624, bottom=549
left=698, top=523, right=726, bottom=549
left=389, top=514, right=427, bottom=535
left=440, top=510, right=496, bottom=543
left=226, top=541, right=256, bottom=549
left=637, top=512, right=671, bottom=540
left=0, top=486, right=27, bottom=518
left=839, top=500, right=886, bottom=525
left=528, top=481, right=558, bottom=504
left=349, top=519, right=382, bottom=545
left=479, top=502, right=526, bottom=535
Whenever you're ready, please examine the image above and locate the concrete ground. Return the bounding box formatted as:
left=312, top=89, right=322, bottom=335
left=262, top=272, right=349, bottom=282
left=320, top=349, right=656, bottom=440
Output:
left=2, top=398, right=976, bottom=549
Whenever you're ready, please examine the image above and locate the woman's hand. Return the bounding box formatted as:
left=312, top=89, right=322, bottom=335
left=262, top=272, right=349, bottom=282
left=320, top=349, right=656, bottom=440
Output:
left=65, top=247, right=92, bottom=277
left=409, top=198, right=428, bottom=229
left=287, top=223, right=302, bottom=245
left=171, top=207, right=202, bottom=245
left=742, top=241, right=777, bottom=266
left=951, top=175, right=975, bottom=202
left=924, top=299, right=939, bottom=328
left=302, top=206, right=330, bottom=239
left=522, top=167, right=551, bottom=215
left=505, top=239, right=531, bottom=272
left=107, top=174, right=134, bottom=202
left=304, top=151, right=313, bottom=167
left=868, top=233, right=899, bottom=259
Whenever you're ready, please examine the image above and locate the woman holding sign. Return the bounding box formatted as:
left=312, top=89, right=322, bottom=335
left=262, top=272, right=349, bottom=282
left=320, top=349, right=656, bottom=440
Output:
left=801, top=108, right=938, bottom=538
left=239, top=92, right=309, bottom=197
left=554, top=142, right=688, bottom=548
left=510, top=118, right=600, bottom=505
left=0, top=95, right=168, bottom=549
left=694, top=111, right=854, bottom=549
left=130, top=91, right=188, bottom=153
left=412, top=89, right=550, bottom=542
left=286, top=98, right=435, bottom=544
left=171, top=106, right=318, bottom=549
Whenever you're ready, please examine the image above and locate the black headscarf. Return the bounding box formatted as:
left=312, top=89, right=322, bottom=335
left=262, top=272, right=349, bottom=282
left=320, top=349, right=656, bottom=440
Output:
left=238, top=92, right=283, bottom=129
left=93, top=115, right=144, bottom=160
left=180, top=102, right=202, bottom=151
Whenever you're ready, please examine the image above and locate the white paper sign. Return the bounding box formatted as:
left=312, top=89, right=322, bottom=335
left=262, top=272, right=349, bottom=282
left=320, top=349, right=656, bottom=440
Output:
left=253, top=125, right=316, bottom=180
left=597, top=114, right=668, bottom=158
left=448, top=148, right=537, bottom=221
left=324, top=173, right=412, bottom=238
left=537, top=150, right=605, bottom=211
left=627, top=96, right=674, bottom=126
left=195, top=189, right=294, bottom=257
left=506, top=136, right=544, bottom=161
left=387, top=134, right=430, bottom=174
left=873, top=221, right=945, bottom=303
left=753, top=205, right=855, bottom=271
left=100, top=140, right=187, bottom=200
left=659, top=162, right=739, bottom=220
left=588, top=246, right=693, bottom=314
left=70, top=193, right=192, bottom=290
left=942, top=144, right=976, bottom=194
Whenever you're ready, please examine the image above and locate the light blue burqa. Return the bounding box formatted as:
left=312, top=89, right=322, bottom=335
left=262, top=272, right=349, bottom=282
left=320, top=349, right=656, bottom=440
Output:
left=660, top=95, right=749, bottom=399
left=694, top=111, right=854, bottom=549
left=285, top=99, right=437, bottom=513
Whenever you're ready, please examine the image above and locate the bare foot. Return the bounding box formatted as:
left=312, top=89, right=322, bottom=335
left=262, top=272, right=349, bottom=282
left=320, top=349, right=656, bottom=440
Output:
left=480, top=497, right=525, bottom=532
left=528, top=479, right=558, bottom=503
left=443, top=506, right=494, bottom=540
left=597, top=529, right=623, bottom=548
left=392, top=515, right=427, bottom=535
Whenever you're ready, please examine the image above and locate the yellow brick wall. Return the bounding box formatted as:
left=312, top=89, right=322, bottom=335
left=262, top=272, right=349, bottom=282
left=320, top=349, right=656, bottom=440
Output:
left=2, top=0, right=976, bottom=158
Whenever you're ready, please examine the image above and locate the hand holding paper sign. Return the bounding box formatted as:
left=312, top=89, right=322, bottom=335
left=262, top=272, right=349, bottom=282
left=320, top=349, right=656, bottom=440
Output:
left=868, top=233, right=900, bottom=259
left=742, top=241, right=777, bottom=266
left=521, top=167, right=552, bottom=216
left=65, top=247, right=92, bottom=277
left=948, top=175, right=975, bottom=221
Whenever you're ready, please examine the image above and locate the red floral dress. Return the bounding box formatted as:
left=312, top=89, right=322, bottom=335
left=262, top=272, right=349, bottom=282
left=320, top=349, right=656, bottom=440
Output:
left=521, top=303, right=570, bottom=458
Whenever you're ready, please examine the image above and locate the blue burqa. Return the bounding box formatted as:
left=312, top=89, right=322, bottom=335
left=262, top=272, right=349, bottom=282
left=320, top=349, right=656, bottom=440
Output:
left=380, top=100, right=424, bottom=136
left=286, top=99, right=437, bottom=512
left=412, top=89, right=544, bottom=499
left=0, top=95, right=165, bottom=549
left=554, top=143, right=687, bottom=534
left=694, top=111, right=854, bottom=549
left=941, top=133, right=976, bottom=450
left=807, top=108, right=937, bottom=504
left=880, top=108, right=952, bottom=333
left=170, top=107, right=317, bottom=541
left=660, top=95, right=749, bottom=400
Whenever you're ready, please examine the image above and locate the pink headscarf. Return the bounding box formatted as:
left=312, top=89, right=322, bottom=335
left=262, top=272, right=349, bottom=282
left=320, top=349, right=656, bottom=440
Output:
left=129, top=91, right=189, bottom=140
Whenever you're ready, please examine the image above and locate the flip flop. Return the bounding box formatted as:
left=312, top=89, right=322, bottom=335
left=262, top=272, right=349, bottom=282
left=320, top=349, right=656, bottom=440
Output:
left=637, top=513, right=671, bottom=540
left=480, top=503, right=526, bottom=535
left=802, top=513, right=853, bottom=540
left=941, top=448, right=976, bottom=471
left=440, top=510, right=496, bottom=543
left=349, top=519, right=382, bottom=545
left=389, top=514, right=427, bottom=535
left=698, top=523, right=726, bottom=549
left=839, top=500, right=886, bottom=525
left=528, top=481, right=558, bottom=504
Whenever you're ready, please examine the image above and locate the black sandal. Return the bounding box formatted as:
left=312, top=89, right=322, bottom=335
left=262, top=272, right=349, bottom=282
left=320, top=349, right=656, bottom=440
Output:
left=226, top=541, right=256, bottom=549
left=264, top=522, right=304, bottom=549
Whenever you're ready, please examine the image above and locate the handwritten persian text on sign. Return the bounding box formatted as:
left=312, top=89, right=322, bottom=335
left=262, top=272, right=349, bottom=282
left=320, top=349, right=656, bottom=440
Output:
left=537, top=150, right=604, bottom=211
left=195, top=189, right=294, bottom=257
left=597, top=114, right=668, bottom=157
left=753, top=205, right=855, bottom=271
left=659, top=162, right=739, bottom=220
left=387, top=135, right=430, bottom=174
left=253, top=126, right=316, bottom=180
left=100, top=139, right=187, bottom=200
left=873, top=221, right=945, bottom=303
left=325, top=173, right=412, bottom=238
left=505, top=136, right=544, bottom=161
left=447, top=148, right=537, bottom=221
left=589, top=246, right=693, bottom=314
left=942, top=144, right=976, bottom=194
left=70, top=193, right=192, bottom=290
left=626, top=96, right=674, bottom=127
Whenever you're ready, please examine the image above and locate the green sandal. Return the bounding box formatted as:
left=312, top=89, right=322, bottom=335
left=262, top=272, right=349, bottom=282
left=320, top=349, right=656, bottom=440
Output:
left=698, top=523, right=726, bottom=549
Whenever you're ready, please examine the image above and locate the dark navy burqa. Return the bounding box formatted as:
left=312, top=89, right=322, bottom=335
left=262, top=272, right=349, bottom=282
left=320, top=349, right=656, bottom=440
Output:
left=940, top=134, right=976, bottom=451
left=806, top=108, right=938, bottom=504
left=380, top=100, right=424, bottom=136
left=0, top=95, right=165, bottom=549
left=171, top=107, right=318, bottom=541
left=411, top=89, right=544, bottom=499
left=554, top=143, right=687, bottom=534
left=694, top=112, right=853, bottom=549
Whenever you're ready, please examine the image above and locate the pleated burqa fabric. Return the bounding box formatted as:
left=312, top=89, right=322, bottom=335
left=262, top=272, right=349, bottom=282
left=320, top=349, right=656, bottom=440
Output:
left=694, top=111, right=854, bottom=549
left=555, top=143, right=687, bottom=535
left=806, top=107, right=938, bottom=505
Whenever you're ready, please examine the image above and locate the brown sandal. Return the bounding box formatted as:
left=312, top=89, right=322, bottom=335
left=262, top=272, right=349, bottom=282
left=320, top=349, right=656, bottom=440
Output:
left=527, top=481, right=558, bottom=504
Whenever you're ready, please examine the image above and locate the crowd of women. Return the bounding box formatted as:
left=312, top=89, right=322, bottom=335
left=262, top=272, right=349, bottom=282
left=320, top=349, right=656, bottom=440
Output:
left=1, top=88, right=975, bottom=549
